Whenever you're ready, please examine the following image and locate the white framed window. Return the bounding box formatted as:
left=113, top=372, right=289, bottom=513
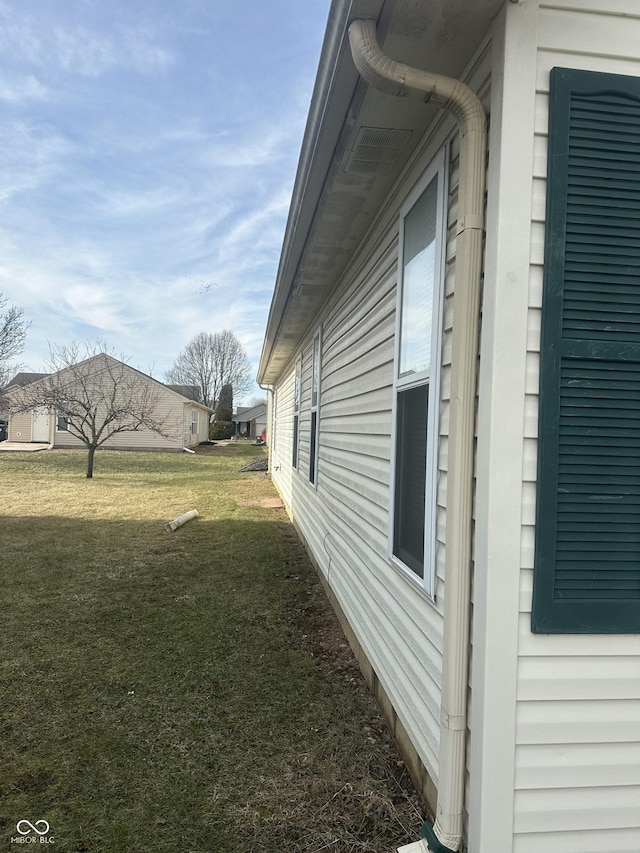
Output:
left=191, top=409, right=199, bottom=435
left=292, top=355, right=301, bottom=469
left=309, top=327, right=322, bottom=485
left=271, top=387, right=278, bottom=454
left=389, top=149, right=447, bottom=596
left=56, top=412, right=69, bottom=432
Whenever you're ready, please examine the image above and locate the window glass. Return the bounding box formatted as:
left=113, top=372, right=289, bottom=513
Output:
left=311, top=336, right=320, bottom=409
left=292, top=357, right=301, bottom=468
left=393, top=385, right=428, bottom=576
left=309, top=330, right=321, bottom=485
left=399, top=177, right=438, bottom=379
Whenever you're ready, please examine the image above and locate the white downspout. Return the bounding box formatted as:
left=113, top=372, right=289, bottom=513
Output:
left=348, top=19, right=486, bottom=853
left=258, top=383, right=274, bottom=470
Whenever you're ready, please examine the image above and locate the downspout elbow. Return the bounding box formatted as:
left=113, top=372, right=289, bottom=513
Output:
left=348, top=18, right=486, bottom=225
left=348, top=19, right=486, bottom=138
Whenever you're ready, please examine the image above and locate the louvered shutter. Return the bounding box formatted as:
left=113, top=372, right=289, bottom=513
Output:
left=533, top=67, right=640, bottom=633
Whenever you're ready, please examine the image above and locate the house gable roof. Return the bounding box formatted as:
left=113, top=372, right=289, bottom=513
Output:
left=234, top=402, right=267, bottom=422
left=165, top=384, right=203, bottom=403
left=5, top=356, right=212, bottom=411
left=4, top=372, right=50, bottom=391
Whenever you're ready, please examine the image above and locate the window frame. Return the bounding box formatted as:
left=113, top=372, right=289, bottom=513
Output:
left=271, top=387, right=278, bottom=454
left=190, top=409, right=199, bottom=436
left=56, top=412, right=69, bottom=432
left=388, top=149, right=448, bottom=598
left=308, top=326, right=322, bottom=486
left=292, top=354, right=302, bottom=470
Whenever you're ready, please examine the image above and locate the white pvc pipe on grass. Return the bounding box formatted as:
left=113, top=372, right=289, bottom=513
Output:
left=164, top=509, right=198, bottom=532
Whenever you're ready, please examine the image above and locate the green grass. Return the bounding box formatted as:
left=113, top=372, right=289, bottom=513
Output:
left=0, top=445, right=422, bottom=852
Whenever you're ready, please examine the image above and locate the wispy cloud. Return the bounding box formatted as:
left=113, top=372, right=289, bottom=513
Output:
left=0, top=2, right=173, bottom=77
left=50, top=24, right=173, bottom=77
left=0, top=0, right=328, bottom=399
left=0, top=74, right=49, bottom=103
left=0, top=119, right=71, bottom=202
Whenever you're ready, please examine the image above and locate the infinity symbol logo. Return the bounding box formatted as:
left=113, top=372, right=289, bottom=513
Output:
left=16, top=820, right=50, bottom=836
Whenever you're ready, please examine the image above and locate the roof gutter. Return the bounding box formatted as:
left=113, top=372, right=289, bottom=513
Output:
left=348, top=19, right=486, bottom=853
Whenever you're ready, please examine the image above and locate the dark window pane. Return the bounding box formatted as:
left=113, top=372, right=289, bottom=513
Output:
left=309, top=410, right=317, bottom=483
left=292, top=414, right=299, bottom=468
left=394, top=384, right=428, bottom=576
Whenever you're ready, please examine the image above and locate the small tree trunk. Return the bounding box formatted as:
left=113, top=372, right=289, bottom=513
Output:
left=86, top=445, right=96, bottom=479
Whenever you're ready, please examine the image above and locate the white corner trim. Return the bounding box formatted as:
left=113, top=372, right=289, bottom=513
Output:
left=470, top=2, right=540, bottom=852
left=397, top=840, right=430, bottom=853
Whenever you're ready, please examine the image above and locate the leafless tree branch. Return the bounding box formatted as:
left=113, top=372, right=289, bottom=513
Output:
left=10, top=342, right=180, bottom=477
left=0, top=293, right=30, bottom=388
left=165, top=330, right=252, bottom=407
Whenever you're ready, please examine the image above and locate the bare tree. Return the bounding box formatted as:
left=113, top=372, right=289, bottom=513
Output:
left=165, top=330, right=252, bottom=407
left=10, top=343, right=177, bottom=478
left=0, top=293, right=30, bottom=388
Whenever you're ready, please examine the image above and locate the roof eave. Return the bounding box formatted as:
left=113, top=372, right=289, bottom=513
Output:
left=257, top=0, right=383, bottom=384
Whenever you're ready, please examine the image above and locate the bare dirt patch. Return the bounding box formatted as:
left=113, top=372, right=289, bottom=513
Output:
left=236, top=497, right=283, bottom=508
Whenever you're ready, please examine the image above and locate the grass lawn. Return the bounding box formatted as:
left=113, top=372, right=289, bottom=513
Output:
left=0, top=444, right=422, bottom=852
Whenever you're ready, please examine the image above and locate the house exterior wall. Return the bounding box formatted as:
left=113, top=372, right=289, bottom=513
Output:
left=235, top=405, right=268, bottom=439
left=517, top=3, right=640, bottom=850
left=270, top=45, right=492, bottom=801
left=272, top=168, right=443, bottom=787
left=266, top=3, right=640, bottom=850
left=8, top=411, right=32, bottom=442
left=52, top=394, right=198, bottom=451
left=182, top=405, right=209, bottom=448
left=8, top=359, right=209, bottom=452
left=473, top=3, right=640, bottom=852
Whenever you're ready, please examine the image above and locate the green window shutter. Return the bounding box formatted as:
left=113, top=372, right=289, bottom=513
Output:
left=533, top=67, right=640, bottom=633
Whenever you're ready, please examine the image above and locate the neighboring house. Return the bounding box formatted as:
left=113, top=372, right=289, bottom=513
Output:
left=258, top=2, right=640, bottom=852
left=1, top=373, right=49, bottom=442
left=233, top=402, right=267, bottom=439
left=6, top=357, right=210, bottom=450
left=165, top=384, right=203, bottom=403
left=2, top=372, right=50, bottom=397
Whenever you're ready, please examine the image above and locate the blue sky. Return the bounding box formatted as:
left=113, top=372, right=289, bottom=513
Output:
left=0, top=0, right=329, bottom=399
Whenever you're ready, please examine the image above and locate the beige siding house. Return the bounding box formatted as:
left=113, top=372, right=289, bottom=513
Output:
left=258, top=2, right=640, bottom=852
left=7, top=356, right=210, bottom=451
left=233, top=402, right=267, bottom=439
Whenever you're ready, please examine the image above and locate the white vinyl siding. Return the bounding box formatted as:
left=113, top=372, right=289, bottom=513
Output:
left=292, top=235, right=445, bottom=780
left=514, top=3, right=640, bottom=850
left=269, top=133, right=466, bottom=783
left=267, top=39, right=492, bottom=798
